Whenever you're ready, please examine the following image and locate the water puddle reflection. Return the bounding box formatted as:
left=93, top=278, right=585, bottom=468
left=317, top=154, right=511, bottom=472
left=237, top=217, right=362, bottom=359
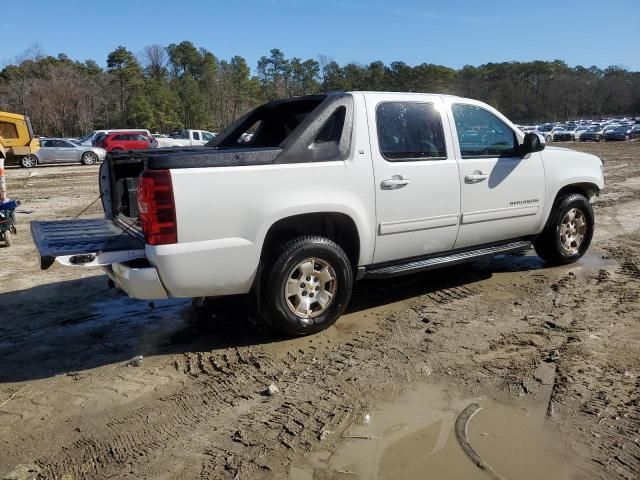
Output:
left=292, top=383, right=580, bottom=479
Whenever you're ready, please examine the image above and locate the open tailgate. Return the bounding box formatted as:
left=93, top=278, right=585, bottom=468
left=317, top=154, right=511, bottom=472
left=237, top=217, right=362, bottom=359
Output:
left=31, top=218, right=145, bottom=270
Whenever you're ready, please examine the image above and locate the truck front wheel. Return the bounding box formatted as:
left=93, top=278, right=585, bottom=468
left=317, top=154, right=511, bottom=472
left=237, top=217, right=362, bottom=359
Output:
left=534, top=193, right=594, bottom=265
left=263, top=236, right=353, bottom=337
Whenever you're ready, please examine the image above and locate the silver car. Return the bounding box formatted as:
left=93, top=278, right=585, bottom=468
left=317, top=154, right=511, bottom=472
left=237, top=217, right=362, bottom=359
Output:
left=22, top=139, right=107, bottom=168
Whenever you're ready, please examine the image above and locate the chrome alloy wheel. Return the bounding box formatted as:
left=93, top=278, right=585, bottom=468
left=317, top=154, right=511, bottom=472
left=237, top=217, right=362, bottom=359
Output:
left=83, top=152, right=98, bottom=164
left=22, top=155, right=37, bottom=168
left=284, top=258, right=337, bottom=319
left=559, top=208, right=587, bottom=254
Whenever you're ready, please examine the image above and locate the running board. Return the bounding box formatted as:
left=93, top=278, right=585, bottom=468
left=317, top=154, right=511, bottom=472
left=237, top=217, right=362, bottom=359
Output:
left=364, top=240, right=532, bottom=279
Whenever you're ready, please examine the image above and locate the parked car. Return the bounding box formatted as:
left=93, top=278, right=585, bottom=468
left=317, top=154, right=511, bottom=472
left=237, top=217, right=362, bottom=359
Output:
left=573, top=126, right=589, bottom=141
left=535, top=125, right=555, bottom=142
left=20, top=138, right=106, bottom=168
left=552, top=127, right=576, bottom=142
left=580, top=126, right=605, bottom=142
left=604, top=125, right=633, bottom=141
left=77, top=129, right=151, bottom=147
left=155, top=129, right=216, bottom=147
left=102, top=132, right=156, bottom=152
left=631, top=125, right=640, bottom=139
left=31, top=92, right=604, bottom=337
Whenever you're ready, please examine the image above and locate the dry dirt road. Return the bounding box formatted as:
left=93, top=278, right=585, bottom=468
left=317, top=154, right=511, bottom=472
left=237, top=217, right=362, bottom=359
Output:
left=0, top=141, right=639, bottom=480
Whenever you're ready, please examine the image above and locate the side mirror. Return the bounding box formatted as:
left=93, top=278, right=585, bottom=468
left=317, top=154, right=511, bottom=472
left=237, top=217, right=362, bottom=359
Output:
left=520, top=132, right=545, bottom=156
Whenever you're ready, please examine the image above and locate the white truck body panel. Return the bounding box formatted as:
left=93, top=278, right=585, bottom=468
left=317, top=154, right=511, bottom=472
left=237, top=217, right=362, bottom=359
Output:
left=364, top=93, right=461, bottom=263
left=442, top=97, right=547, bottom=248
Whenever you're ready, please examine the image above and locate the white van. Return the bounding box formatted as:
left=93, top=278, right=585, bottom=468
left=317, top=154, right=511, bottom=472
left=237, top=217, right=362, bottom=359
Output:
left=77, top=129, right=151, bottom=146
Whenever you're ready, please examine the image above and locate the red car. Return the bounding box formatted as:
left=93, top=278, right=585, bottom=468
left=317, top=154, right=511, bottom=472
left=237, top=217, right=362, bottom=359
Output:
left=101, top=132, right=155, bottom=152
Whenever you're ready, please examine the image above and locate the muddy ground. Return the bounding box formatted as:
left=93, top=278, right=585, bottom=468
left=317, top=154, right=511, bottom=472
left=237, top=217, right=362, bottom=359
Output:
left=0, top=141, right=639, bottom=480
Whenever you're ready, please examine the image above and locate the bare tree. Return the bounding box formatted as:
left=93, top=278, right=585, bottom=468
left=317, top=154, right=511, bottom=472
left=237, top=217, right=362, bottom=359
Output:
left=140, top=44, right=168, bottom=80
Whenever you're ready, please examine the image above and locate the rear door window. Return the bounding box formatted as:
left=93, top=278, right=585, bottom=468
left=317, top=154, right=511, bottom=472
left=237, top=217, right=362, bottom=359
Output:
left=192, top=131, right=200, bottom=141
left=375, top=102, right=447, bottom=161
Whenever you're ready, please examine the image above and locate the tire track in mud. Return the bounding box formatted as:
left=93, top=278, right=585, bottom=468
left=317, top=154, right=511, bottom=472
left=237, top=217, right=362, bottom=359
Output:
left=33, top=336, right=404, bottom=478
left=33, top=258, right=640, bottom=479
left=34, top=286, right=480, bottom=479
left=546, top=253, right=640, bottom=480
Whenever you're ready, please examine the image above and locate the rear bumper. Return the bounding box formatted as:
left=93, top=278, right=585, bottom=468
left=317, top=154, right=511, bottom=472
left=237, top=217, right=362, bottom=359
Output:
left=104, top=262, right=168, bottom=300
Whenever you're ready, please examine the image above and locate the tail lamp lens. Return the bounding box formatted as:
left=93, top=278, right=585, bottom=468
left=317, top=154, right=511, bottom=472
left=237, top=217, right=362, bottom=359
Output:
left=137, top=169, right=177, bottom=245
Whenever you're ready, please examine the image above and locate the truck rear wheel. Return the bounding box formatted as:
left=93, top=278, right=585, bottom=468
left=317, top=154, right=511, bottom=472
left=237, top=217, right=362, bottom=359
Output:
left=263, top=236, right=353, bottom=337
left=534, top=193, right=594, bottom=265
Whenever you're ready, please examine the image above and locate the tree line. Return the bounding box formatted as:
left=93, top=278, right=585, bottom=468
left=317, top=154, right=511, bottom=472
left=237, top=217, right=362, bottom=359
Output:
left=1, top=42, right=638, bottom=137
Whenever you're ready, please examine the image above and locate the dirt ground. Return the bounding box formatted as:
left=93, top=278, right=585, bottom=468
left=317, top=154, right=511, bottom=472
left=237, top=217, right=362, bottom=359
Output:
left=0, top=141, right=639, bottom=480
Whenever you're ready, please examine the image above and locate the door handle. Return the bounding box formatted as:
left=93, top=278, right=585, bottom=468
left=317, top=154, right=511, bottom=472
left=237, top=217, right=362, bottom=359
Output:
left=381, top=175, right=410, bottom=190
left=464, top=171, right=489, bottom=183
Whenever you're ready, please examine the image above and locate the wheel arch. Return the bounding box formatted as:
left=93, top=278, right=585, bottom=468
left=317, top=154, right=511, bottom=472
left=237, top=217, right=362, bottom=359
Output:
left=260, top=212, right=361, bottom=270
left=553, top=182, right=600, bottom=206
left=539, top=181, right=599, bottom=233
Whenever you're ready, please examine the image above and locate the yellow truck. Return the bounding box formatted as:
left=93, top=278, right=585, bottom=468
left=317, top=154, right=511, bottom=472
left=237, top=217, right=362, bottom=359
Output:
left=0, top=111, right=40, bottom=200
left=0, top=111, right=40, bottom=165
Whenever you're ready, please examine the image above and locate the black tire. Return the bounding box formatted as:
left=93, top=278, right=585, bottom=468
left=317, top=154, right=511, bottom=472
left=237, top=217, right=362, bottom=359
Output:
left=534, top=193, right=594, bottom=266
left=263, top=236, right=353, bottom=337
left=81, top=151, right=97, bottom=165
left=2, top=230, right=11, bottom=247
left=19, top=155, right=37, bottom=168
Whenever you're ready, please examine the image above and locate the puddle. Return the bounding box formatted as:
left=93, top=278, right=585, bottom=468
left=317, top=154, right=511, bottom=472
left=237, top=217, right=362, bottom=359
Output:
left=292, top=383, right=579, bottom=480
left=576, top=252, right=617, bottom=268
left=482, top=251, right=546, bottom=272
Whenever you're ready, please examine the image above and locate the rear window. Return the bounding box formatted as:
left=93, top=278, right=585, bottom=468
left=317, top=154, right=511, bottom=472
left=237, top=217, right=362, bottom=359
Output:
left=0, top=121, right=19, bottom=139
left=215, top=97, right=326, bottom=148
left=316, top=107, right=346, bottom=144
left=376, top=102, right=447, bottom=161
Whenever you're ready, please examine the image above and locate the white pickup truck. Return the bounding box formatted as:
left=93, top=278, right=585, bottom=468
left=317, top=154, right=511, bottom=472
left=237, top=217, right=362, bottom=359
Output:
left=154, top=129, right=216, bottom=148
left=31, top=92, right=604, bottom=336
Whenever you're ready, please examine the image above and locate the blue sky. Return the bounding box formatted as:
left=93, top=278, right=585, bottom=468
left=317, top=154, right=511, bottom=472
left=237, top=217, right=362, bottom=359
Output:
left=3, top=0, right=639, bottom=71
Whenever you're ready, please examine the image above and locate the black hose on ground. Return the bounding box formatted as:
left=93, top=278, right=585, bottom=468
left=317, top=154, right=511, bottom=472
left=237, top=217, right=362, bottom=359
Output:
left=454, top=403, right=508, bottom=480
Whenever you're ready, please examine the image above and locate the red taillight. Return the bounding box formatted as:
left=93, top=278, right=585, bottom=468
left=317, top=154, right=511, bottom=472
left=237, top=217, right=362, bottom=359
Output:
left=137, top=169, right=177, bottom=245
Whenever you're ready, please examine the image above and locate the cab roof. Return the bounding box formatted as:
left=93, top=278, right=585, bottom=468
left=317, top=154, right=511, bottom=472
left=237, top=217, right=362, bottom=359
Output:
left=0, top=111, right=27, bottom=121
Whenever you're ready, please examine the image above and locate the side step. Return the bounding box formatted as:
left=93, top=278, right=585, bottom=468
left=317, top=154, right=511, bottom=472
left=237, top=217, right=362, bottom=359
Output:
left=364, top=240, right=532, bottom=279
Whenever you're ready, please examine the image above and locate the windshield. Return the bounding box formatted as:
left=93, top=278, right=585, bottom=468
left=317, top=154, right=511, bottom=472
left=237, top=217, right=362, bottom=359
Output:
left=77, top=131, right=97, bottom=143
